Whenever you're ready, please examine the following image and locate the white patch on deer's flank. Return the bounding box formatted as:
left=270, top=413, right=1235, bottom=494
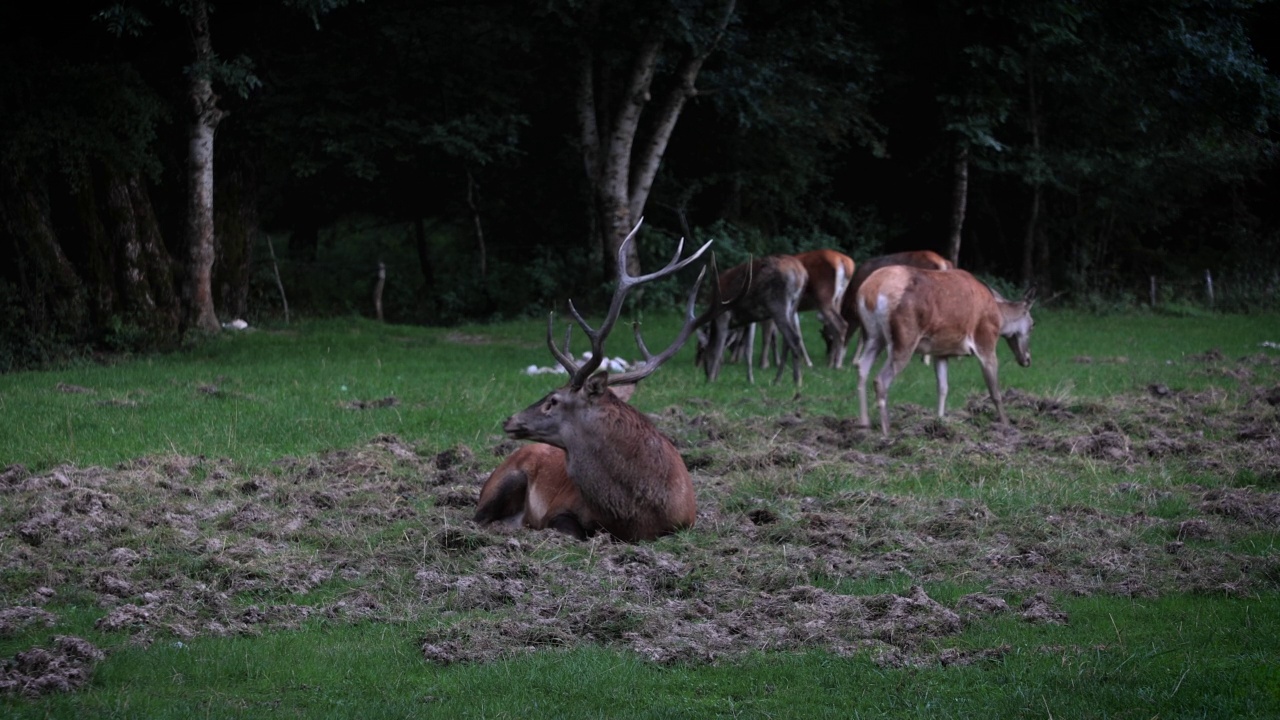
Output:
left=831, top=263, right=849, bottom=307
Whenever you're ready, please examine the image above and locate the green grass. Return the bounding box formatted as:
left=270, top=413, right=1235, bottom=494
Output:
left=2, top=309, right=1279, bottom=718
left=5, top=594, right=1277, bottom=719
left=3, top=309, right=1274, bottom=472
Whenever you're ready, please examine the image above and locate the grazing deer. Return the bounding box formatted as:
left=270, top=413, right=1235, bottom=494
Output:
left=853, top=265, right=1034, bottom=436
left=839, top=250, right=953, bottom=368
left=700, top=255, right=808, bottom=387
left=757, top=249, right=856, bottom=370
left=496, top=222, right=714, bottom=541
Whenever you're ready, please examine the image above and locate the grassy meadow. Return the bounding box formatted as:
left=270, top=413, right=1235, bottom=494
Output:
left=2, top=309, right=1273, bottom=471
left=1, top=308, right=1279, bottom=718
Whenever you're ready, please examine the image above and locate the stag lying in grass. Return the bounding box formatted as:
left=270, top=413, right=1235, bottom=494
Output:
left=853, top=265, right=1034, bottom=436
left=482, top=222, right=714, bottom=541
left=839, top=250, right=953, bottom=368
left=474, top=385, right=636, bottom=540
left=699, top=255, right=808, bottom=387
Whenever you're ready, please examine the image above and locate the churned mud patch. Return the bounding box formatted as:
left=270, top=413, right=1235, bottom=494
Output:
left=2, top=358, right=1279, bottom=692
left=0, top=636, right=103, bottom=697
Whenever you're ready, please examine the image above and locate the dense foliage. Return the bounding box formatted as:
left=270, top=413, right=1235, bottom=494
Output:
left=1, top=0, right=1278, bottom=369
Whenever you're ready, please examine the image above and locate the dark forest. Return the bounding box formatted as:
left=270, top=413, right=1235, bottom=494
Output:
left=2, top=0, right=1278, bottom=370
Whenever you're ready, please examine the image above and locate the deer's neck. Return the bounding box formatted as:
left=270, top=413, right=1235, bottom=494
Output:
left=562, top=404, right=678, bottom=522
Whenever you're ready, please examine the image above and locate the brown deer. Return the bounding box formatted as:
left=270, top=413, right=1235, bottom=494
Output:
left=475, top=384, right=635, bottom=540
left=756, top=249, right=856, bottom=370
left=839, top=250, right=953, bottom=368
left=700, top=255, right=808, bottom=387
left=853, top=265, right=1034, bottom=436
left=496, top=222, right=715, bottom=541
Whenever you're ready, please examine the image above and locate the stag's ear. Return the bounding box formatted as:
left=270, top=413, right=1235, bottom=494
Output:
left=584, top=372, right=610, bottom=399
left=608, top=383, right=637, bottom=403
left=1024, top=285, right=1037, bottom=307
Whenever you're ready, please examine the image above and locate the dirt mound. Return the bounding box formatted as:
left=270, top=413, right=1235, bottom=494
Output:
left=0, top=636, right=103, bottom=698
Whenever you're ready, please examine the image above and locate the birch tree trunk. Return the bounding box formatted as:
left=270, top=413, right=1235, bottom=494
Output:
left=947, top=143, right=969, bottom=267
left=184, top=0, right=224, bottom=334
left=576, top=0, right=736, bottom=281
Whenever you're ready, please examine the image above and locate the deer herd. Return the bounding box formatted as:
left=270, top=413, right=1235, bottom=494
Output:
left=475, top=221, right=1036, bottom=542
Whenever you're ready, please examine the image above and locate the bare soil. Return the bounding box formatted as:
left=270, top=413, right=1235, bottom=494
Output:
left=3, top=354, right=1278, bottom=694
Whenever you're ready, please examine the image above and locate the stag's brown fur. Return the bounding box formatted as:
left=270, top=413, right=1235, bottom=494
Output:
left=476, top=386, right=643, bottom=540
left=853, top=265, right=1034, bottom=435
left=501, top=374, right=695, bottom=541
left=474, top=443, right=600, bottom=539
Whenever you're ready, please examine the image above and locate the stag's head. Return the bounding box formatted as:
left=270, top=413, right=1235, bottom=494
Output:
left=503, top=220, right=715, bottom=447
left=1000, top=288, right=1036, bottom=368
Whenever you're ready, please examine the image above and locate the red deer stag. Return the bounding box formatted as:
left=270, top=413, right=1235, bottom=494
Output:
left=700, top=255, right=808, bottom=387
left=853, top=266, right=1034, bottom=436
left=839, top=250, right=953, bottom=368
left=474, top=385, right=636, bottom=540
left=757, top=249, right=856, bottom=370
left=493, top=222, right=714, bottom=541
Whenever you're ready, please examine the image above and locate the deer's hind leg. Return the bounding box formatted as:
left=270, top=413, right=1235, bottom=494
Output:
left=474, top=468, right=528, bottom=527
left=934, top=357, right=950, bottom=418
left=874, top=338, right=919, bottom=436
left=772, top=310, right=806, bottom=389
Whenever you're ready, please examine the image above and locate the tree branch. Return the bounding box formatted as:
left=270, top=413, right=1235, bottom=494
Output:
left=627, top=0, right=736, bottom=221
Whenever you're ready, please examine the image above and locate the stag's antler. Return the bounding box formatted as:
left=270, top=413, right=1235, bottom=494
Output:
left=548, top=218, right=712, bottom=388
left=609, top=253, right=724, bottom=386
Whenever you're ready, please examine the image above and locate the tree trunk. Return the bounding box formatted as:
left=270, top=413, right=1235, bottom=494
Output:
left=576, top=0, right=736, bottom=281
left=0, top=165, right=88, bottom=339
left=214, top=159, right=256, bottom=321
left=102, top=169, right=182, bottom=345
left=69, top=167, right=117, bottom=328
left=466, top=168, right=487, bottom=278
left=127, top=174, right=181, bottom=339
left=947, top=143, right=969, bottom=267
left=413, top=216, right=436, bottom=291
left=184, top=0, right=223, bottom=334
left=1021, top=46, right=1042, bottom=291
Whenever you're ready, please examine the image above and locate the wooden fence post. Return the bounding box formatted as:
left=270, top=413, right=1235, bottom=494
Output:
left=374, top=261, right=386, bottom=321
left=266, top=234, right=290, bottom=324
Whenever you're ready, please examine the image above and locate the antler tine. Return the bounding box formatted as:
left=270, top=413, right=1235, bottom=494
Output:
left=563, top=218, right=710, bottom=388
left=609, top=253, right=721, bottom=386
left=546, top=312, right=580, bottom=374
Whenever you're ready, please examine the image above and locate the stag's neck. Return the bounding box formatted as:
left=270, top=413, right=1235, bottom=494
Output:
left=562, top=402, right=680, bottom=522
